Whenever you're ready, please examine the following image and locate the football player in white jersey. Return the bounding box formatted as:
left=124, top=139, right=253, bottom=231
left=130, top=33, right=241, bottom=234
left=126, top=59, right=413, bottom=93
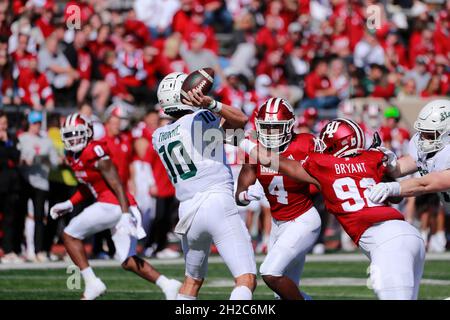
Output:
left=369, top=99, right=450, bottom=215
left=153, top=72, right=257, bottom=300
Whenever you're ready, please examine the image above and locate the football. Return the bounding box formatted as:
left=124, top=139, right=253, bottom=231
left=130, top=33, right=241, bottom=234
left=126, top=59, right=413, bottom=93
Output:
left=180, top=67, right=215, bottom=101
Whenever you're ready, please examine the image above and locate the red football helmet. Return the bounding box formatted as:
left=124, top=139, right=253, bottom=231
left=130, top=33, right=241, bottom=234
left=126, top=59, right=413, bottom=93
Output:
left=61, top=113, right=93, bottom=153
left=255, top=97, right=295, bottom=149
left=315, top=118, right=365, bottom=157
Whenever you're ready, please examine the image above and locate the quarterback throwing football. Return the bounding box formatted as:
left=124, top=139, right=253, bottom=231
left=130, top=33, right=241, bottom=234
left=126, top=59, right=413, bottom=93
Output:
left=153, top=72, right=256, bottom=300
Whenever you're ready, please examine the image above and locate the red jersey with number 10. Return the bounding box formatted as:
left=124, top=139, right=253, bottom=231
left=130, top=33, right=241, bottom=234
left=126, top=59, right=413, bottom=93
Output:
left=67, top=140, right=136, bottom=206
left=302, top=149, right=403, bottom=244
left=256, top=133, right=315, bottom=221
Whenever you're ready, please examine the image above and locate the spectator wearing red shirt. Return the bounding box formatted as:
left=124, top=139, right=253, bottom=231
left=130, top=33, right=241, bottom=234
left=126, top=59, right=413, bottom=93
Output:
left=99, top=50, right=133, bottom=102
left=142, top=45, right=172, bottom=92
left=87, top=24, right=115, bottom=63
left=172, top=0, right=193, bottom=32
left=409, top=28, right=435, bottom=68
left=182, top=5, right=219, bottom=54
left=35, top=3, right=55, bottom=39
left=379, top=106, right=410, bottom=157
left=255, top=14, right=287, bottom=58
left=123, top=9, right=152, bottom=46
left=100, top=112, right=134, bottom=188
left=420, top=75, right=446, bottom=98
left=17, top=56, right=54, bottom=111
left=215, top=68, right=247, bottom=109
left=64, top=29, right=110, bottom=111
left=382, top=31, right=409, bottom=70
left=11, top=33, right=36, bottom=78
left=434, top=11, right=450, bottom=58
left=301, top=59, right=339, bottom=109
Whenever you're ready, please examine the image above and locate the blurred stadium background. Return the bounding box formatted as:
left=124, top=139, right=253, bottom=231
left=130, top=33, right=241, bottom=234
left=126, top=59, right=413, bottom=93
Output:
left=0, top=0, right=449, bottom=298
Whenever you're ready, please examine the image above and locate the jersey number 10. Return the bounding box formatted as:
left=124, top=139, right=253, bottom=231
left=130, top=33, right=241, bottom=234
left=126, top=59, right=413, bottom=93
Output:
left=159, top=141, right=197, bottom=183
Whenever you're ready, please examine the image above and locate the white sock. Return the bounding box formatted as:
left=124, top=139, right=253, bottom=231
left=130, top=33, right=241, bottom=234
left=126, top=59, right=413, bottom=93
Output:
left=230, top=286, right=252, bottom=300
left=156, top=275, right=170, bottom=289
left=177, top=293, right=197, bottom=300
left=81, top=267, right=97, bottom=284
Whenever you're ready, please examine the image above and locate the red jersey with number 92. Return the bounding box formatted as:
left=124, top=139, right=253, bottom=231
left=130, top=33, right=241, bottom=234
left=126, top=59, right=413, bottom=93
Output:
left=302, top=149, right=403, bottom=245
left=67, top=140, right=136, bottom=205
left=256, top=133, right=315, bottom=221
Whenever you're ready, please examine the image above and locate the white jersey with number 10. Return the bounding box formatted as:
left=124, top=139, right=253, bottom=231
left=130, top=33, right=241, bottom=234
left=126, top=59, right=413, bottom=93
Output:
left=152, top=109, right=234, bottom=202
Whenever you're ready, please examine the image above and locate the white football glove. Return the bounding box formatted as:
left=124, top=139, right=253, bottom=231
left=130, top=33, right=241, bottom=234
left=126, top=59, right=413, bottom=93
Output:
left=377, top=147, right=398, bottom=172
left=114, top=213, right=139, bottom=238
left=368, top=182, right=401, bottom=203
left=238, top=186, right=265, bottom=205
left=50, top=200, right=73, bottom=219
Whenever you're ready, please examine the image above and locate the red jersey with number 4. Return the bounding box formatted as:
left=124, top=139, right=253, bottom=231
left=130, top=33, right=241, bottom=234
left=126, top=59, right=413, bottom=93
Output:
left=67, top=140, right=136, bottom=206
left=302, top=149, right=403, bottom=244
left=256, top=133, right=315, bottom=221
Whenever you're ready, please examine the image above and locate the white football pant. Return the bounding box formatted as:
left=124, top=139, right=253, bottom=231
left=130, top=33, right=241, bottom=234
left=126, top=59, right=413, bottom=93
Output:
left=359, top=219, right=426, bottom=300
left=64, top=202, right=143, bottom=263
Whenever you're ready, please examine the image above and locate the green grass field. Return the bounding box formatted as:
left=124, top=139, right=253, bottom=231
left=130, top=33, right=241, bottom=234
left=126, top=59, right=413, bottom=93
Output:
left=0, top=256, right=449, bottom=300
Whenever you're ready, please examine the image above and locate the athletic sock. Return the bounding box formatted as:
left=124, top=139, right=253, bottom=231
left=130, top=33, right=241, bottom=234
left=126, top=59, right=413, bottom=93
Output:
left=156, top=275, right=170, bottom=289
left=177, top=294, right=197, bottom=300
left=230, top=286, right=252, bottom=300
left=81, top=267, right=97, bottom=284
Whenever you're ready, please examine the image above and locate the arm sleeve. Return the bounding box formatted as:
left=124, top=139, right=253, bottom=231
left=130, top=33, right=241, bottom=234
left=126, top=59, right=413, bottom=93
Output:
left=69, top=184, right=92, bottom=205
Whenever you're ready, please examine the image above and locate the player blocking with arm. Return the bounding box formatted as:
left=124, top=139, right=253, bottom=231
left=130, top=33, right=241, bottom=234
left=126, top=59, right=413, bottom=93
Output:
left=50, top=113, right=181, bottom=300
left=236, top=98, right=321, bottom=300
left=153, top=72, right=256, bottom=300
left=369, top=99, right=450, bottom=208
left=239, top=118, right=425, bottom=300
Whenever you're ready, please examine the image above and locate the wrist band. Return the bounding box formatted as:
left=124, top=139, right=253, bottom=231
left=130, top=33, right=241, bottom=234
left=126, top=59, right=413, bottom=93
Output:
left=239, top=139, right=257, bottom=154
left=208, top=100, right=222, bottom=113
left=238, top=191, right=250, bottom=205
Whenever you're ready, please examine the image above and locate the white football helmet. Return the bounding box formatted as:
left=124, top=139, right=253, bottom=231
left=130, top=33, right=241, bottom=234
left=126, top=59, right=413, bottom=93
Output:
left=414, top=99, right=450, bottom=154
left=61, top=113, right=93, bottom=153
left=157, top=72, right=195, bottom=115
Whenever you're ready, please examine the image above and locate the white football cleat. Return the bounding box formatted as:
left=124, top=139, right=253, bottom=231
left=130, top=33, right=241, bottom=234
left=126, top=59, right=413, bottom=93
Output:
left=162, top=279, right=182, bottom=300
left=428, top=232, right=446, bottom=253
left=0, top=253, right=25, bottom=264
left=81, top=278, right=107, bottom=300
left=156, top=248, right=181, bottom=259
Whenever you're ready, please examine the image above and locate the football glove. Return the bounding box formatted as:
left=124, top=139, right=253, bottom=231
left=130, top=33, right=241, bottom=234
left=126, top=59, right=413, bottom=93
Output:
left=378, top=147, right=398, bottom=172
left=368, top=182, right=401, bottom=203
left=238, top=186, right=265, bottom=205
left=114, top=213, right=139, bottom=238
left=50, top=200, right=74, bottom=220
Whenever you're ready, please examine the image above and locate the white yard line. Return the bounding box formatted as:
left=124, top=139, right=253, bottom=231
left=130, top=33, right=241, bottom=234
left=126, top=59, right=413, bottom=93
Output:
left=1, top=252, right=450, bottom=270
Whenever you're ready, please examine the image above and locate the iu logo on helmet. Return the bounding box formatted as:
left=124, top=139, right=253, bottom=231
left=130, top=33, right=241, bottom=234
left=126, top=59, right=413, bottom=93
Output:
left=323, top=121, right=341, bottom=138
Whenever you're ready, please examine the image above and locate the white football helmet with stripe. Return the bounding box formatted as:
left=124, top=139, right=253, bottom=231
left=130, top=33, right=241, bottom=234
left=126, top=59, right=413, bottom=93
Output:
left=414, top=99, right=450, bottom=154
left=61, top=113, right=93, bottom=153
left=157, top=72, right=196, bottom=115
left=255, top=97, right=295, bottom=150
